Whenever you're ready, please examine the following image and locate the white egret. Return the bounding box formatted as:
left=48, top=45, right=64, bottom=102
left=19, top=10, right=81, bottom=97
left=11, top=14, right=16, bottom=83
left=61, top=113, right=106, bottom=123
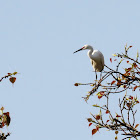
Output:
left=73, top=44, right=104, bottom=80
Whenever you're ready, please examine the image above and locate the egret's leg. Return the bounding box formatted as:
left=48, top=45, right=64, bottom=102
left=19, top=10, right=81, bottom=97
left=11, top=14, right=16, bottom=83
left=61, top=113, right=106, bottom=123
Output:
left=100, top=72, right=102, bottom=80
left=96, top=72, right=97, bottom=81
left=95, top=70, right=97, bottom=82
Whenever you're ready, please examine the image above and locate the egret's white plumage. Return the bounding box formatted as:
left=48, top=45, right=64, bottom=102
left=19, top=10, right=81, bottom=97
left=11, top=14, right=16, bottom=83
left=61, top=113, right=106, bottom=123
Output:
left=74, top=44, right=104, bottom=72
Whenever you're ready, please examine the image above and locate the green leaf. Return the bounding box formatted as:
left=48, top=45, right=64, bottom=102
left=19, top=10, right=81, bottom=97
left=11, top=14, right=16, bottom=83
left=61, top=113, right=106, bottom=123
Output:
left=112, top=54, right=117, bottom=57
left=125, top=43, right=127, bottom=54
left=99, top=109, right=102, bottom=116
left=92, top=104, right=100, bottom=108
left=136, top=50, right=139, bottom=61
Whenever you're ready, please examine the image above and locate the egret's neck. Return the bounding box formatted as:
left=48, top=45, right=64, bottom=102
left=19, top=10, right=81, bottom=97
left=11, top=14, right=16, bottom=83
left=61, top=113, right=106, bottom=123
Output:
left=87, top=48, right=94, bottom=59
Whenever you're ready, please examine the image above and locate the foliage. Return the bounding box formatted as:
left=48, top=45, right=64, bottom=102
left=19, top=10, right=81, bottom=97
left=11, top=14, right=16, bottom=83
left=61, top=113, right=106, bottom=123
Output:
left=75, top=45, right=140, bottom=140
left=0, top=72, right=18, bottom=140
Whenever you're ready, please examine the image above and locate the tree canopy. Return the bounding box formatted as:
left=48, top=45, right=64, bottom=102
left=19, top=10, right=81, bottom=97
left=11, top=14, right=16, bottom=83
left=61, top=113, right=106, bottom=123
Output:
left=75, top=45, right=140, bottom=140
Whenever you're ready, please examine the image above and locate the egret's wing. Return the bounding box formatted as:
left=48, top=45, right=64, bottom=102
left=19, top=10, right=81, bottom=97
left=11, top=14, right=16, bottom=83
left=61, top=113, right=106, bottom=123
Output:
left=92, top=50, right=104, bottom=72
left=94, top=50, right=104, bottom=64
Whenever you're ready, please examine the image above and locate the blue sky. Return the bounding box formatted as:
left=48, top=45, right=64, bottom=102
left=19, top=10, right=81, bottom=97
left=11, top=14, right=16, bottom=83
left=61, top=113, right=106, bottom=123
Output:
left=0, top=0, right=140, bottom=140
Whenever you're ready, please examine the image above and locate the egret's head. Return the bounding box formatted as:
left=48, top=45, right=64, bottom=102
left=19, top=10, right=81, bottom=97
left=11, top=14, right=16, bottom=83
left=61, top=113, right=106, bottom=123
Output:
left=82, top=44, right=93, bottom=50
left=73, top=44, right=93, bottom=54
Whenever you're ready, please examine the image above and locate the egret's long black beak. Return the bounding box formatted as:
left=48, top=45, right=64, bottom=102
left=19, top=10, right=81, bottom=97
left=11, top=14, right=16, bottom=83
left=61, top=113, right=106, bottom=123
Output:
left=73, top=48, right=83, bottom=54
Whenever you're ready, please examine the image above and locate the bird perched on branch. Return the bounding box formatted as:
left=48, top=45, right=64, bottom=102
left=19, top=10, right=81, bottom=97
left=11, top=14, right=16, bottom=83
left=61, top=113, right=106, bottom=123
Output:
left=73, top=44, right=104, bottom=79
